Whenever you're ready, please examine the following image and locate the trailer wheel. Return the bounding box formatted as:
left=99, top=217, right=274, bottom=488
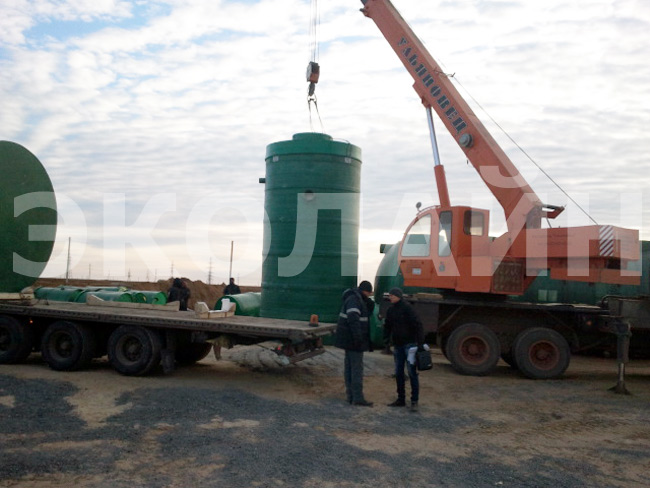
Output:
left=175, top=343, right=213, bottom=366
left=513, top=328, right=570, bottom=379
left=108, top=325, right=162, bottom=376
left=0, top=315, right=34, bottom=364
left=446, top=323, right=500, bottom=376
left=41, top=321, right=96, bottom=371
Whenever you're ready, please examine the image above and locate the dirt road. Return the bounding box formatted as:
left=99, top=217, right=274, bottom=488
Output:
left=1, top=347, right=649, bottom=487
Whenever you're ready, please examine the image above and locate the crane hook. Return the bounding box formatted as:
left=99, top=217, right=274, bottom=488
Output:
left=306, top=61, right=320, bottom=98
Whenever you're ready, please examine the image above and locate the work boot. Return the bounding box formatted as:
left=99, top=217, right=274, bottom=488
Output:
left=409, top=402, right=419, bottom=412
left=352, top=400, right=374, bottom=407
left=387, top=399, right=406, bottom=407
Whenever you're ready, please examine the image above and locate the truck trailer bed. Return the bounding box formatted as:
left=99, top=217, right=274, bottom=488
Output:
left=0, top=300, right=336, bottom=341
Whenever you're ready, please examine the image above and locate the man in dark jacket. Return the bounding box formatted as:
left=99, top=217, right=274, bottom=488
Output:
left=384, top=287, right=424, bottom=412
left=334, top=280, right=374, bottom=407
left=168, top=278, right=190, bottom=311
left=223, top=277, right=241, bottom=295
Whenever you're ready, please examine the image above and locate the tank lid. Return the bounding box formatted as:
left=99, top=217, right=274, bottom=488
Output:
left=291, top=132, right=333, bottom=142
left=266, top=132, right=362, bottom=160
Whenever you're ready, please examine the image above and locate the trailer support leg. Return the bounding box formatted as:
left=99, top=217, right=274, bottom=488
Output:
left=609, top=320, right=631, bottom=395
left=161, top=331, right=176, bottom=375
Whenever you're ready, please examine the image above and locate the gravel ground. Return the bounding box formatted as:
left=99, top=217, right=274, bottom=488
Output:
left=1, top=347, right=649, bottom=488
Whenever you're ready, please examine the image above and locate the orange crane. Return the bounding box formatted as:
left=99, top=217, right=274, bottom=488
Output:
left=360, top=0, right=640, bottom=295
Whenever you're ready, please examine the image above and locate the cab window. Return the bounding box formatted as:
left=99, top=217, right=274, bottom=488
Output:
left=438, top=211, right=452, bottom=257
left=463, top=210, right=484, bottom=236
left=402, top=214, right=431, bottom=257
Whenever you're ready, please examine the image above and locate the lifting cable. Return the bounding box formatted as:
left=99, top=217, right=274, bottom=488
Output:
left=445, top=68, right=599, bottom=226
left=306, top=0, right=324, bottom=132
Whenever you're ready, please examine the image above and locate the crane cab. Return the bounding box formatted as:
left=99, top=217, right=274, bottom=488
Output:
left=398, top=205, right=522, bottom=294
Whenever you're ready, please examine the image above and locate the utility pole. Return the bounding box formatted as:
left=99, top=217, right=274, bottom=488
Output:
left=65, top=237, right=71, bottom=284
left=208, top=258, right=213, bottom=285
left=229, top=241, right=234, bottom=281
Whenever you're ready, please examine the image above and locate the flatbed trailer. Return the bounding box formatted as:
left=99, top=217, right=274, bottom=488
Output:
left=379, top=292, right=644, bottom=380
left=0, top=295, right=335, bottom=376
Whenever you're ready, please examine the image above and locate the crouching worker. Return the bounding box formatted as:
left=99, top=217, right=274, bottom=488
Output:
left=334, top=280, right=374, bottom=407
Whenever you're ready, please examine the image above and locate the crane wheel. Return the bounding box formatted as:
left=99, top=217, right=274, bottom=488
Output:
left=446, top=322, right=500, bottom=376
left=41, top=320, right=96, bottom=371
left=513, top=327, right=570, bottom=379
left=0, top=315, right=34, bottom=364
left=108, top=325, right=162, bottom=376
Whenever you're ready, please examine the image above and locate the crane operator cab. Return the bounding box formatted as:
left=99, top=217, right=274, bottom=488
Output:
left=398, top=205, right=518, bottom=294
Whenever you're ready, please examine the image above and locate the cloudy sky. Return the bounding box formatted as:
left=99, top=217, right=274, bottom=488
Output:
left=2, top=0, right=649, bottom=285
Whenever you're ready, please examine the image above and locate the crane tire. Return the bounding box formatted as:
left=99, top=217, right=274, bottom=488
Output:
left=446, top=322, right=500, bottom=376
left=513, top=327, right=570, bottom=379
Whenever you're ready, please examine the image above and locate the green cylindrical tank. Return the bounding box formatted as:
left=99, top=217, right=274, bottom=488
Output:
left=34, top=286, right=85, bottom=302
left=137, top=291, right=168, bottom=305
left=77, top=291, right=133, bottom=303
left=215, top=292, right=261, bottom=317
left=129, top=292, right=147, bottom=303
left=0, top=141, right=57, bottom=293
left=373, top=242, right=429, bottom=301
left=260, top=133, right=362, bottom=323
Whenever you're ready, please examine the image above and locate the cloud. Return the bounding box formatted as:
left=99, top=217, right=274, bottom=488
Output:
left=2, top=0, right=649, bottom=284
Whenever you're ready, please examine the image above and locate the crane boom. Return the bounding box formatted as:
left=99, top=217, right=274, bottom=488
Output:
left=360, top=0, right=561, bottom=231
left=359, top=0, right=639, bottom=293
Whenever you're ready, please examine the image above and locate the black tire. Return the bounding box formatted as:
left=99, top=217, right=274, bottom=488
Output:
left=41, top=321, right=97, bottom=371
left=0, top=315, right=34, bottom=364
left=446, top=322, right=501, bottom=376
left=108, top=325, right=162, bottom=376
left=175, top=343, right=213, bottom=366
left=513, top=327, right=570, bottom=379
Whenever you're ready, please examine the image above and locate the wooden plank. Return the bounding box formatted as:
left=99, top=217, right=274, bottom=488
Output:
left=0, top=292, right=34, bottom=300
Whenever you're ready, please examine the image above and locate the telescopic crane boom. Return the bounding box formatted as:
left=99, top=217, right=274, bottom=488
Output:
left=360, top=0, right=639, bottom=294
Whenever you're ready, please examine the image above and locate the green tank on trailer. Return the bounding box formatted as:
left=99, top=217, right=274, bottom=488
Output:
left=215, top=292, right=261, bottom=317
left=136, top=291, right=168, bottom=305
left=76, top=290, right=133, bottom=303
left=0, top=141, right=57, bottom=293
left=260, top=133, right=361, bottom=323
left=34, top=286, right=85, bottom=302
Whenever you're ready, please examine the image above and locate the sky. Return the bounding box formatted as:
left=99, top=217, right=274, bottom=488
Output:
left=2, top=0, right=650, bottom=286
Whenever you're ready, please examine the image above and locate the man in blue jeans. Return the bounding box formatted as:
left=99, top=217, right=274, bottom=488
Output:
left=384, top=287, right=424, bottom=412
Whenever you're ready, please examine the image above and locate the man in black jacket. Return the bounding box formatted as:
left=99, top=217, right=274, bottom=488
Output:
left=384, top=287, right=424, bottom=412
left=334, top=281, right=374, bottom=407
left=168, top=278, right=190, bottom=311
left=223, top=278, right=241, bottom=295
